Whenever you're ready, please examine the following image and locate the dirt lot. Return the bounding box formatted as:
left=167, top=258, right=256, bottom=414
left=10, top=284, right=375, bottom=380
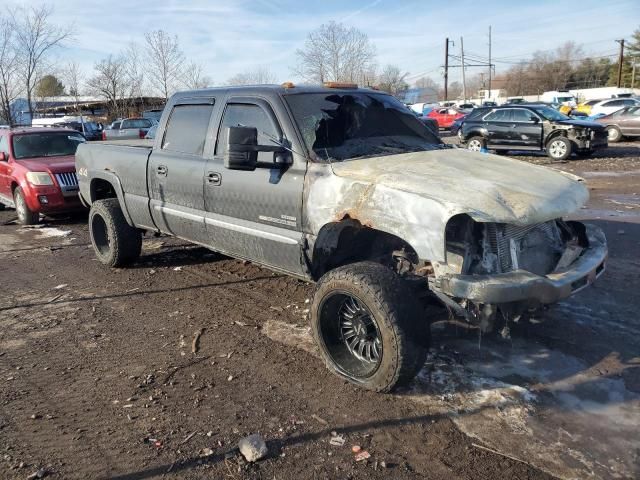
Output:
left=1, top=140, right=639, bottom=479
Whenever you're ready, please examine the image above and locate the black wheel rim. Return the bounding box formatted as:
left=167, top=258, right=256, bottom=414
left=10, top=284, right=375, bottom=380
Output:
left=318, top=292, right=383, bottom=378
left=91, top=214, right=111, bottom=256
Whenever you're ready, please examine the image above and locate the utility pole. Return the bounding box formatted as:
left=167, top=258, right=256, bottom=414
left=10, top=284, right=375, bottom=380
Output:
left=444, top=37, right=449, bottom=101
left=488, top=25, right=492, bottom=100
left=616, top=39, right=625, bottom=88
left=460, top=36, right=467, bottom=102
left=631, top=58, right=637, bottom=89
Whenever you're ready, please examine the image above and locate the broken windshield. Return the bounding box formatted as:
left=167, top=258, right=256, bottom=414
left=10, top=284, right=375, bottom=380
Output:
left=285, top=92, right=443, bottom=162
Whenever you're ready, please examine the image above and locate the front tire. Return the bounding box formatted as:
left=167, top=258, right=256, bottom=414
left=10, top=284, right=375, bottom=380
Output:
left=546, top=136, right=572, bottom=161
left=89, top=198, right=141, bottom=267
left=466, top=136, right=486, bottom=152
left=310, top=262, right=429, bottom=393
left=606, top=126, right=623, bottom=143
left=14, top=187, right=39, bottom=225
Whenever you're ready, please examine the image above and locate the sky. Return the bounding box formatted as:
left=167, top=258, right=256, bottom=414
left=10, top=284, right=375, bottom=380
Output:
left=4, top=0, right=640, bottom=87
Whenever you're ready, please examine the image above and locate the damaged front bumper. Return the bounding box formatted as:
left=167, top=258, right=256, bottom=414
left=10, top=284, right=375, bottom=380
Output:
left=434, top=224, right=607, bottom=305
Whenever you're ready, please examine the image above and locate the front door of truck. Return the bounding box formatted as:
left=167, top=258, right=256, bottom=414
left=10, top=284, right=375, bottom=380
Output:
left=204, top=97, right=306, bottom=276
left=148, top=99, right=216, bottom=245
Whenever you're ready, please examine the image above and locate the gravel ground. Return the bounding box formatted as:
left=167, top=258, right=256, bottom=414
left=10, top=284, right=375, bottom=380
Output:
left=1, top=139, right=639, bottom=479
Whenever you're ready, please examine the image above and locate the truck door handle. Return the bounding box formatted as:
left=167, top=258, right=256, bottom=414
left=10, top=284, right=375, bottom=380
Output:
left=509, top=124, right=517, bottom=128
left=207, top=171, right=221, bottom=186
left=156, top=165, right=168, bottom=176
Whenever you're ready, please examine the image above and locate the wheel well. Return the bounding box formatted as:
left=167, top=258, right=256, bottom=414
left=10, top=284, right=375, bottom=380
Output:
left=545, top=130, right=567, bottom=145
left=90, top=178, right=117, bottom=202
left=310, top=219, right=420, bottom=280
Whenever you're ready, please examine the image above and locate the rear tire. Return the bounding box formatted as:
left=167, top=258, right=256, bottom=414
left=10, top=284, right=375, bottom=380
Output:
left=14, top=187, right=39, bottom=225
left=89, top=198, right=141, bottom=267
left=466, top=136, right=486, bottom=152
left=310, top=261, right=429, bottom=393
left=546, top=136, right=572, bottom=161
left=606, top=126, right=623, bottom=143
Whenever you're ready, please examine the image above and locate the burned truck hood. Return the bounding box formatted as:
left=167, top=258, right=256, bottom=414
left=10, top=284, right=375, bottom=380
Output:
left=305, top=149, right=588, bottom=263
left=328, top=149, right=588, bottom=225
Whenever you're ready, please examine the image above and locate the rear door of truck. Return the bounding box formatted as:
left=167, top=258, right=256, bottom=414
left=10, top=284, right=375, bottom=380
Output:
left=147, top=97, right=217, bottom=245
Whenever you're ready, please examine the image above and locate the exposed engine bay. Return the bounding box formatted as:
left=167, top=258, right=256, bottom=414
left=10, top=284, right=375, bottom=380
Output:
left=428, top=215, right=593, bottom=333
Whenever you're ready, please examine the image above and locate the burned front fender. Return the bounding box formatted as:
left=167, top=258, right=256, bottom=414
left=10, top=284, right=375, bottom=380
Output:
left=304, top=162, right=452, bottom=263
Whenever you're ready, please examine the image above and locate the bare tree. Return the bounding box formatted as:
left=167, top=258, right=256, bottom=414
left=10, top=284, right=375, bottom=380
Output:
left=123, top=42, right=145, bottom=99
left=295, top=21, right=376, bottom=84
left=0, top=16, right=22, bottom=125
left=183, top=61, right=211, bottom=89
left=144, top=30, right=184, bottom=100
left=62, top=61, right=82, bottom=97
left=226, top=67, right=276, bottom=85
left=11, top=4, right=72, bottom=121
left=377, top=64, right=408, bottom=97
left=87, top=55, right=129, bottom=119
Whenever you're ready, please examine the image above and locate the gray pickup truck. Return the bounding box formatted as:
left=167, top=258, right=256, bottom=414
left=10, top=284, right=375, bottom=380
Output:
left=76, top=84, right=607, bottom=392
left=101, top=117, right=153, bottom=140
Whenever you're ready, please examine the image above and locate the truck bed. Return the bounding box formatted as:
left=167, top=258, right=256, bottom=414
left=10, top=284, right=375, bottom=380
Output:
left=95, top=139, right=154, bottom=148
left=76, top=141, right=155, bottom=229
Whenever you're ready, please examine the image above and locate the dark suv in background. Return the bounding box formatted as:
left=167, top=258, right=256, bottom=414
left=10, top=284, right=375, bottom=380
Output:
left=461, top=104, right=607, bottom=160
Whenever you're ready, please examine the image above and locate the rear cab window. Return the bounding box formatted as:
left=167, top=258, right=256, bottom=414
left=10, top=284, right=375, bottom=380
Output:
left=161, top=104, right=215, bottom=156
left=122, top=119, right=152, bottom=129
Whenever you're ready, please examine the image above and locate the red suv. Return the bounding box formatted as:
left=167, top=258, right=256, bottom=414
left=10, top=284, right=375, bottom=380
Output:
left=0, top=127, right=86, bottom=224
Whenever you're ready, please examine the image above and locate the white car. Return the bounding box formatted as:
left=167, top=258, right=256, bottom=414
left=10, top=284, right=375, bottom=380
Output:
left=590, top=98, right=640, bottom=116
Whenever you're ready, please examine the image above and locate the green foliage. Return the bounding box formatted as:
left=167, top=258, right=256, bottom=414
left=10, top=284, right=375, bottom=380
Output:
left=35, top=74, right=65, bottom=97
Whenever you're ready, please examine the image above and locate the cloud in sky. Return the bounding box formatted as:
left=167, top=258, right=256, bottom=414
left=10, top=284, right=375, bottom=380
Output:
left=4, top=0, right=639, bottom=86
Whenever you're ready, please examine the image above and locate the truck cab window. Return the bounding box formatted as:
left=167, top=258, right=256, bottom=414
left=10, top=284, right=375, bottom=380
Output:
left=217, top=104, right=280, bottom=161
left=162, top=104, right=214, bottom=156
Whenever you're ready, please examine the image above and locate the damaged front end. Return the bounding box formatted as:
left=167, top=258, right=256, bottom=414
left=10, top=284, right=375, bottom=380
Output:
left=428, top=215, right=607, bottom=332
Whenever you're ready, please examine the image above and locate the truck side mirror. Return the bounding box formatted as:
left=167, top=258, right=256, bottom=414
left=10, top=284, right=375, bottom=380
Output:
left=530, top=116, right=540, bottom=123
left=225, top=126, right=258, bottom=171
left=0, top=152, right=7, bottom=162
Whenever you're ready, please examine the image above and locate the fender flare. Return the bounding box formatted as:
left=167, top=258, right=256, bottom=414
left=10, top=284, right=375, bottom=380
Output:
left=462, top=127, right=487, bottom=142
left=88, top=171, right=134, bottom=226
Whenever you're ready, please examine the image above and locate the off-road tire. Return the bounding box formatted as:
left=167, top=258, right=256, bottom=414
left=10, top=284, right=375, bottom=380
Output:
left=606, top=126, right=623, bottom=143
left=310, top=261, right=429, bottom=393
left=14, top=187, right=39, bottom=225
left=546, top=136, right=572, bottom=161
left=89, top=198, right=141, bottom=267
left=0, top=202, right=5, bottom=211
left=466, top=136, right=486, bottom=152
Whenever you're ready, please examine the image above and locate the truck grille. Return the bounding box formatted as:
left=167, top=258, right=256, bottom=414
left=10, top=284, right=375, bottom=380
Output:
left=55, top=172, right=78, bottom=188
left=484, top=221, right=559, bottom=273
